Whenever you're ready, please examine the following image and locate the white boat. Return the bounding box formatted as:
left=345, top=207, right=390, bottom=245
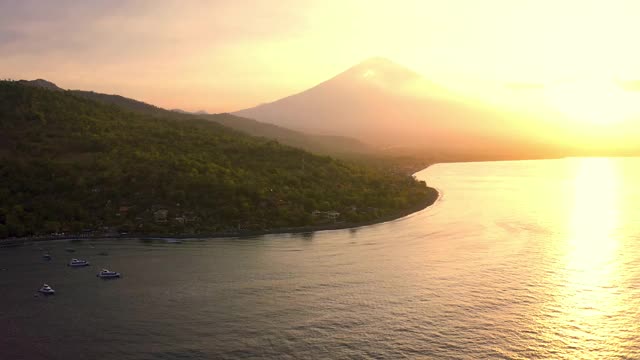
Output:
left=43, top=253, right=52, bottom=260
left=68, top=258, right=90, bottom=267
left=39, top=284, right=55, bottom=295
left=97, top=269, right=121, bottom=279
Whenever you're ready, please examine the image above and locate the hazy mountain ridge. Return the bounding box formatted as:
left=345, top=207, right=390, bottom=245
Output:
left=17, top=78, right=373, bottom=156
left=204, top=113, right=373, bottom=155
left=234, top=57, right=568, bottom=158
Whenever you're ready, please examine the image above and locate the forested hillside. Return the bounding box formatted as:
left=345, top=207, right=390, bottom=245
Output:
left=64, top=84, right=373, bottom=156
left=0, top=81, right=436, bottom=238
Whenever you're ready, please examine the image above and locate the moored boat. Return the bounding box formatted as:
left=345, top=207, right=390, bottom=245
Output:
left=39, top=284, right=55, bottom=295
left=68, top=258, right=90, bottom=267
left=43, top=254, right=52, bottom=260
left=97, top=269, right=121, bottom=279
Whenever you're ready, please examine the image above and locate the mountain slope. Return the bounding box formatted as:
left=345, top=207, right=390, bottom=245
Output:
left=72, top=89, right=168, bottom=117
left=14, top=80, right=373, bottom=156
left=0, top=81, right=435, bottom=238
left=202, top=113, right=372, bottom=155
left=234, top=57, right=559, bottom=156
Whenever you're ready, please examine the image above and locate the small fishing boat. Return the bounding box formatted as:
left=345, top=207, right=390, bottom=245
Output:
left=39, top=284, right=55, bottom=295
left=68, top=258, right=90, bottom=267
left=43, top=254, right=52, bottom=260
left=97, top=269, right=121, bottom=279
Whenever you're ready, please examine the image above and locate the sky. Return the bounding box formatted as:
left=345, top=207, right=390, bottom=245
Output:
left=2, top=0, right=640, bottom=119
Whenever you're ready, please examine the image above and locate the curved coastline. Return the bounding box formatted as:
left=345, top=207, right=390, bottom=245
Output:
left=0, top=186, right=439, bottom=247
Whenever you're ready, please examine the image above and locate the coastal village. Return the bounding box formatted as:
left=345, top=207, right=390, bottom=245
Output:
left=0, top=199, right=391, bottom=245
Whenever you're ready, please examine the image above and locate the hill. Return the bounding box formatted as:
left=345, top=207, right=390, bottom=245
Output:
left=71, top=89, right=169, bottom=117
left=13, top=80, right=373, bottom=156
left=0, top=81, right=436, bottom=238
left=234, top=57, right=566, bottom=158
left=202, top=113, right=372, bottom=156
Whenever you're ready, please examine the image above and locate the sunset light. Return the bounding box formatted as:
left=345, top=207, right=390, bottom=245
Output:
left=546, top=79, right=640, bottom=125
left=3, top=0, right=640, bottom=124
left=5, top=1, right=640, bottom=359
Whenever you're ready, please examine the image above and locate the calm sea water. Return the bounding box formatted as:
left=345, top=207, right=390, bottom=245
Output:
left=3, top=158, right=640, bottom=359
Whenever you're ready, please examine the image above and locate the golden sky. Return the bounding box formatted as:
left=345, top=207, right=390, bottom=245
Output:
left=2, top=0, right=640, bottom=123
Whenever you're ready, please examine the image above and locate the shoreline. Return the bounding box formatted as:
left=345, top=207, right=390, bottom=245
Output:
left=0, top=187, right=439, bottom=247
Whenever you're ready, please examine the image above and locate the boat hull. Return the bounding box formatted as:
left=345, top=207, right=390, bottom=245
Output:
left=97, top=273, right=120, bottom=279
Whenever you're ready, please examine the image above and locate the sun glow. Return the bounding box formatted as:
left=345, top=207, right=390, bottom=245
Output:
left=536, top=158, right=624, bottom=357
left=558, top=158, right=622, bottom=354
left=566, top=158, right=619, bottom=263
left=545, top=79, right=640, bottom=125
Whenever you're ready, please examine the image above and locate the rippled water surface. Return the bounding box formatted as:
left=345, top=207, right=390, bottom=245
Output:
left=3, top=158, right=640, bottom=359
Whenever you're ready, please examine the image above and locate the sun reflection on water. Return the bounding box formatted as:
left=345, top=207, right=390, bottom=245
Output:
left=546, top=158, right=626, bottom=357
left=566, top=158, right=619, bottom=275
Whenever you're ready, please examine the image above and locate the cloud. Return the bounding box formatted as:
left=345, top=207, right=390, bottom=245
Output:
left=0, top=0, right=150, bottom=55
left=0, top=0, right=309, bottom=56
left=0, top=0, right=321, bottom=112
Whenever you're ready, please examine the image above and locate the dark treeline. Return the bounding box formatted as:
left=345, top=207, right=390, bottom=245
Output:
left=0, top=81, right=435, bottom=238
